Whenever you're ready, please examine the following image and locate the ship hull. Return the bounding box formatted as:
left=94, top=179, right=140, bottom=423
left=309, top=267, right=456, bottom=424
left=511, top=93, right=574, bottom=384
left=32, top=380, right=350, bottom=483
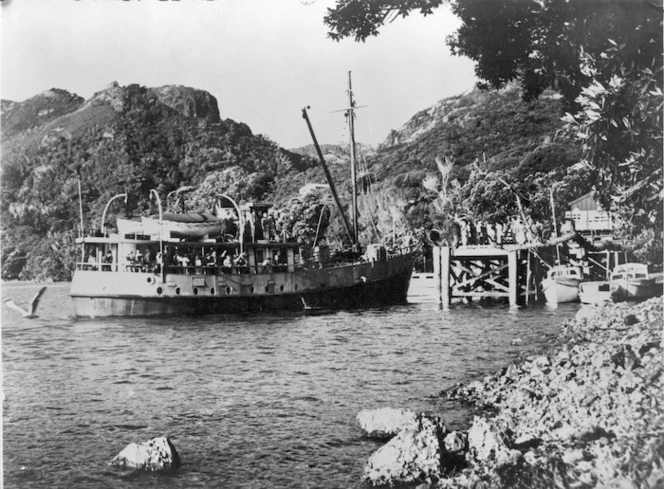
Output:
left=71, top=253, right=415, bottom=318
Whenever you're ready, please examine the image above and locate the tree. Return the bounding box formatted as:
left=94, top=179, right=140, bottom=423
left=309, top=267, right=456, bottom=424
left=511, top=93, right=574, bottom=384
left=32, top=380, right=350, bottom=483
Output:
left=324, top=0, right=442, bottom=42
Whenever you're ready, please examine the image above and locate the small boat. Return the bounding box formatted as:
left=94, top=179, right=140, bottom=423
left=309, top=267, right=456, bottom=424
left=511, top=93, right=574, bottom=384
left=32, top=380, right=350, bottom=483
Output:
left=541, top=265, right=583, bottom=304
left=118, top=213, right=224, bottom=239
left=610, top=263, right=655, bottom=301
left=579, top=281, right=612, bottom=305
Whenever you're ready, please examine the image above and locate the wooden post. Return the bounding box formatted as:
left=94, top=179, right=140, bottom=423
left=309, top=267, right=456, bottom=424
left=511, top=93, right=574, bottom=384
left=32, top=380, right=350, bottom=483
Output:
left=525, top=250, right=531, bottom=305
left=508, top=250, right=518, bottom=308
left=433, top=245, right=441, bottom=297
left=439, top=246, right=450, bottom=309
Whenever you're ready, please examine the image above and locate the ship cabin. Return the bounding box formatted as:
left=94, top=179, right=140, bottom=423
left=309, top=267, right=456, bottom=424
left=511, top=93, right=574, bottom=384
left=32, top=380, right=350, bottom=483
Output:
left=74, top=201, right=364, bottom=277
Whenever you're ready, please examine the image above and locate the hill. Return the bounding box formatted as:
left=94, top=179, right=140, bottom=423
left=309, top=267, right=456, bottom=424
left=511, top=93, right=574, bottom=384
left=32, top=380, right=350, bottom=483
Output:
left=1, top=82, right=586, bottom=280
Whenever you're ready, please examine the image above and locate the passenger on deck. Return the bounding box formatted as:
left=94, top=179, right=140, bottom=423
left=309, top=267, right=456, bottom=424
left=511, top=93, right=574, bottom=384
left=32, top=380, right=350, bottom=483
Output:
left=254, top=211, right=265, bottom=241
left=103, top=251, right=113, bottom=271
left=87, top=252, right=98, bottom=271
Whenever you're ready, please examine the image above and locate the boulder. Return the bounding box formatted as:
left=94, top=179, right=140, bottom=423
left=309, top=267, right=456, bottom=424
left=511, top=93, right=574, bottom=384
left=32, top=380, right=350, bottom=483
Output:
left=110, top=436, right=180, bottom=471
left=357, top=407, right=419, bottom=439
left=467, top=417, right=520, bottom=467
left=363, top=415, right=446, bottom=485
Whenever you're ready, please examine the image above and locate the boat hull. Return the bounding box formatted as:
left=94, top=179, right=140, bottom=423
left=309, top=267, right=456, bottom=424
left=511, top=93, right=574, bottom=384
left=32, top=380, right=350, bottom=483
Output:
left=610, top=279, right=656, bottom=301
left=71, top=253, right=415, bottom=317
left=542, top=277, right=581, bottom=304
left=579, top=281, right=612, bottom=305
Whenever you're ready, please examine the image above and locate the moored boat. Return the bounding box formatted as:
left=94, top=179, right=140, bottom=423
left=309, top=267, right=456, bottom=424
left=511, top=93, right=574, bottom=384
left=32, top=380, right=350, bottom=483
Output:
left=70, top=75, right=417, bottom=317
left=70, top=212, right=415, bottom=317
left=541, top=265, right=583, bottom=304
left=610, top=263, right=655, bottom=301
left=578, top=280, right=612, bottom=305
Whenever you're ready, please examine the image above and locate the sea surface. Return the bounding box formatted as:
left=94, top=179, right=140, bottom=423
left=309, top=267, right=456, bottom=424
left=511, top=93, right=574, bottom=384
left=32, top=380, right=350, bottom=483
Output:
left=2, top=282, right=580, bottom=489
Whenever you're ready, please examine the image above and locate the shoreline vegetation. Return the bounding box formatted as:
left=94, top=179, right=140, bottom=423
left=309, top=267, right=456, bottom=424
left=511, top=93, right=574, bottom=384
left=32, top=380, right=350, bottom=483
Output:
left=359, top=297, right=663, bottom=488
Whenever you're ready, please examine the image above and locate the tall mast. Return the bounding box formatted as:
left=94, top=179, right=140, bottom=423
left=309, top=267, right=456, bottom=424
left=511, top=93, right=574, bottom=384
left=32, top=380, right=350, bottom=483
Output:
left=302, top=107, right=355, bottom=244
left=346, top=71, right=359, bottom=247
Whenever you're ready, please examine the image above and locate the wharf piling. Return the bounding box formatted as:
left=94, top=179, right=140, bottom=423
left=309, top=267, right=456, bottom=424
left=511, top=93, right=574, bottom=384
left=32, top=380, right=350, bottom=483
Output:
left=432, top=245, right=542, bottom=308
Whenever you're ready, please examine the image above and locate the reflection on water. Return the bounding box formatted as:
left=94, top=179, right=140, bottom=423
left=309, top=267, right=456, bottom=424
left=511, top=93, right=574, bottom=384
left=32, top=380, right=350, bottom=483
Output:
left=2, top=282, right=579, bottom=488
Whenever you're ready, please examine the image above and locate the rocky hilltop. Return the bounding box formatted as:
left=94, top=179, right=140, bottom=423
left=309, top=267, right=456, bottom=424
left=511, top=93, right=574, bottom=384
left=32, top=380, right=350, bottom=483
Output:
left=1, top=88, right=84, bottom=140
left=150, top=84, right=220, bottom=123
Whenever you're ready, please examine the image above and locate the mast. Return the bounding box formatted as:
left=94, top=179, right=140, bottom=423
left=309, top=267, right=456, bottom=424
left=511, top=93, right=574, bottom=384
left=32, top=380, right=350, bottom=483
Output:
left=301, top=107, right=355, bottom=244
left=346, top=71, right=359, bottom=247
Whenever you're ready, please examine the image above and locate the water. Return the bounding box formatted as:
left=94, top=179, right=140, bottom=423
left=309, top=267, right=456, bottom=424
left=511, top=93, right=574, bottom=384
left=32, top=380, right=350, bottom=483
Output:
left=2, top=282, right=579, bottom=488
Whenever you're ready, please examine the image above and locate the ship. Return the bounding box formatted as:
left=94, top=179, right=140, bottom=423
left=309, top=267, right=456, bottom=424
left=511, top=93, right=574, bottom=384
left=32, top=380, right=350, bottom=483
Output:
left=70, top=74, right=417, bottom=317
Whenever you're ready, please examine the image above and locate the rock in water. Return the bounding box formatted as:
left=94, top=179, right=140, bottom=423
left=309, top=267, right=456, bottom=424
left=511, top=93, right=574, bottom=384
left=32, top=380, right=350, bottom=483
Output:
left=363, top=415, right=447, bottom=485
left=357, top=407, right=419, bottom=439
left=110, top=436, right=180, bottom=471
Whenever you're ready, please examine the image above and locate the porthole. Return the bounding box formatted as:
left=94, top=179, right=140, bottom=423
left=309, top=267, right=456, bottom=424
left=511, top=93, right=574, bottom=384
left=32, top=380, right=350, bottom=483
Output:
left=294, top=284, right=298, bottom=291
left=225, top=286, right=232, bottom=295
left=146, top=277, right=154, bottom=284
left=210, top=288, right=215, bottom=295
left=156, top=287, right=163, bottom=295
left=193, top=288, right=199, bottom=295
left=250, top=286, right=255, bottom=293
left=280, top=285, right=284, bottom=292
left=265, top=286, right=270, bottom=293
left=175, top=287, right=181, bottom=295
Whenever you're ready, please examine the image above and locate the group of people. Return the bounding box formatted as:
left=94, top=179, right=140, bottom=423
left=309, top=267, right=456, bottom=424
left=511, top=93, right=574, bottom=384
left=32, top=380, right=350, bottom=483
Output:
left=124, top=249, right=162, bottom=273
left=241, top=209, right=291, bottom=243
left=455, top=216, right=549, bottom=247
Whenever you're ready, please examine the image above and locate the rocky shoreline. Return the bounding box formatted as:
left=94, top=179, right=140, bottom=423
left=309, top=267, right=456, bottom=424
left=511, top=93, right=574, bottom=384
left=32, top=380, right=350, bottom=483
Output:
left=359, top=298, right=663, bottom=488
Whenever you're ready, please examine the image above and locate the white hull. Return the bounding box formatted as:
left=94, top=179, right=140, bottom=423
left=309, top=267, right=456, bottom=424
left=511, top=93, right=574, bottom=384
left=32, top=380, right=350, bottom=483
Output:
left=542, top=277, right=580, bottom=304
left=541, top=265, right=583, bottom=304
left=610, top=279, right=655, bottom=301
left=579, top=281, right=612, bottom=305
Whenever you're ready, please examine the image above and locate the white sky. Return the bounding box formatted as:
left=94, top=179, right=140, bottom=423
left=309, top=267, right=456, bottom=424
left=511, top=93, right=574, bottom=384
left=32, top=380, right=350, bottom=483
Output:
left=1, top=0, right=477, bottom=149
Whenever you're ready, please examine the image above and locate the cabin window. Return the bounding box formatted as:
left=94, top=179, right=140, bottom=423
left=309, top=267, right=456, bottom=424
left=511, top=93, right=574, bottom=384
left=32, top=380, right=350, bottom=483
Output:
left=225, top=286, right=232, bottom=295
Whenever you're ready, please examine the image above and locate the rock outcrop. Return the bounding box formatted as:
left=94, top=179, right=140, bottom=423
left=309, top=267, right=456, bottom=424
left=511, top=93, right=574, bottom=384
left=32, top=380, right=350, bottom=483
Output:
left=357, top=407, right=420, bottom=439
left=362, top=298, right=664, bottom=487
left=151, top=85, right=220, bottom=123
left=109, top=436, right=181, bottom=471
left=363, top=413, right=448, bottom=485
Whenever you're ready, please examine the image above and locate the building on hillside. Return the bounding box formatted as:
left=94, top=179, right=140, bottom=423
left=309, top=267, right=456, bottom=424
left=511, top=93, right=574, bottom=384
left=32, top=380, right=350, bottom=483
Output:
left=564, top=192, right=617, bottom=242
left=299, top=183, right=330, bottom=197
